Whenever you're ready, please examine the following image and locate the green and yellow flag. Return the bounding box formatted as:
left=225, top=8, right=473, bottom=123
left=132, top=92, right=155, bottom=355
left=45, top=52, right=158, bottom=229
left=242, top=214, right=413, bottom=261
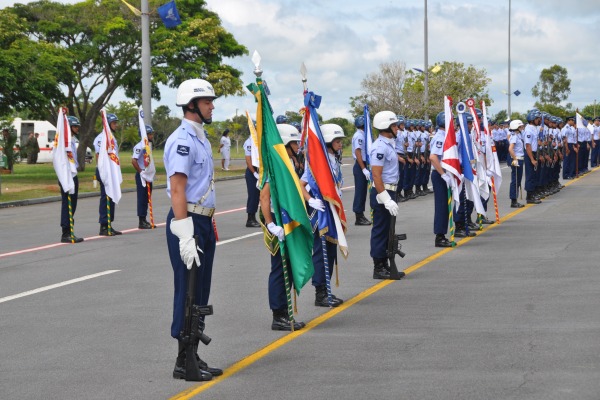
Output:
left=247, top=79, right=314, bottom=293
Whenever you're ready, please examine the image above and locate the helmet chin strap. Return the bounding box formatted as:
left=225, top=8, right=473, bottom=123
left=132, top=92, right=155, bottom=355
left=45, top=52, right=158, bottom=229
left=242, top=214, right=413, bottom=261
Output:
left=191, top=99, right=212, bottom=125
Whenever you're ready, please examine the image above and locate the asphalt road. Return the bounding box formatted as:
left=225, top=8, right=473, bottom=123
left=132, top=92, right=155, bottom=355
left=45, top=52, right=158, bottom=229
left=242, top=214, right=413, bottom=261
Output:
left=1, top=163, right=599, bottom=400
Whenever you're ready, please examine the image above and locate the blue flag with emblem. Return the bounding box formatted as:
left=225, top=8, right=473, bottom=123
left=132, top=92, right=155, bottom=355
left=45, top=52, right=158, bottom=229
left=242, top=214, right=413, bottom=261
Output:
left=158, top=0, right=182, bottom=28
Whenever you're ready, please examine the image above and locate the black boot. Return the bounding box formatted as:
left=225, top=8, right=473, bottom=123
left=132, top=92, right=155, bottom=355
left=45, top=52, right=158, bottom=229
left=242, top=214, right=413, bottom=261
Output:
left=373, top=258, right=390, bottom=280
left=138, top=217, right=152, bottom=229
left=99, top=224, right=122, bottom=236
left=510, top=199, right=524, bottom=208
left=314, top=285, right=343, bottom=307
left=61, top=226, right=83, bottom=243
left=271, top=310, right=305, bottom=331
left=245, top=213, right=261, bottom=228
left=355, top=213, right=371, bottom=226
left=193, top=320, right=223, bottom=376
left=173, top=340, right=213, bottom=381
left=526, top=192, right=541, bottom=204
left=424, top=185, right=434, bottom=194
left=435, top=234, right=453, bottom=248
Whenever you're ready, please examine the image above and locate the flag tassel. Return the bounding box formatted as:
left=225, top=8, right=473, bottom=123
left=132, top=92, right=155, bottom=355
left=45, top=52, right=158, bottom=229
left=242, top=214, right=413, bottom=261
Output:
left=447, top=188, right=456, bottom=247
left=491, top=177, right=500, bottom=224
left=147, top=185, right=155, bottom=228
left=106, top=195, right=113, bottom=235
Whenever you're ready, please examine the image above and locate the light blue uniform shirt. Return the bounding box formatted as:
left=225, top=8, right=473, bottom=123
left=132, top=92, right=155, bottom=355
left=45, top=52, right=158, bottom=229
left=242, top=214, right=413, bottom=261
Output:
left=395, top=129, right=406, bottom=154
left=132, top=141, right=148, bottom=169
left=94, top=132, right=119, bottom=155
left=593, top=125, right=600, bottom=141
left=406, top=130, right=417, bottom=152
left=243, top=137, right=252, bottom=156
left=69, top=137, right=79, bottom=170
left=164, top=120, right=215, bottom=208
left=370, top=136, right=398, bottom=184
left=523, top=124, right=539, bottom=152
left=430, top=129, right=445, bottom=167
left=417, top=130, right=427, bottom=152
left=509, top=131, right=525, bottom=157
left=351, top=129, right=366, bottom=161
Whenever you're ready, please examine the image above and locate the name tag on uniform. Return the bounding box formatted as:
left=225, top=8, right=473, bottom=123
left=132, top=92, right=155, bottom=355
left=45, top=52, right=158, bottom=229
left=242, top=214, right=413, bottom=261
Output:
left=376, top=153, right=384, bottom=160
left=177, top=145, right=190, bottom=156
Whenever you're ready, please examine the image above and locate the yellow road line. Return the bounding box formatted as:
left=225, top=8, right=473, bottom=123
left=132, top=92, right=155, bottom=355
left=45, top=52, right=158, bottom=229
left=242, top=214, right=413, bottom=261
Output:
left=169, top=171, right=592, bottom=399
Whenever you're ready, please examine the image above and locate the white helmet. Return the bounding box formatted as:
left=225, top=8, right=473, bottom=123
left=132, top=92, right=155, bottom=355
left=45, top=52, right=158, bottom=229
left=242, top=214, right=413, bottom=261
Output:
left=373, top=111, right=399, bottom=130
left=277, top=124, right=300, bottom=145
left=320, top=124, right=345, bottom=143
left=509, top=119, right=524, bottom=131
left=176, top=79, right=217, bottom=106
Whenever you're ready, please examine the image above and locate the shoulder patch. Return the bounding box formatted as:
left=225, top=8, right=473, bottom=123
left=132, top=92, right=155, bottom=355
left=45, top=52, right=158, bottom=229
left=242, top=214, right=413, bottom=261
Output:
left=376, top=153, right=384, bottom=160
left=177, top=145, right=190, bottom=156
left=134, top=148, right=141, bottom=154
left=358, top=139, right=363, bottom=145
left=436, top=142, right=442, bottom=148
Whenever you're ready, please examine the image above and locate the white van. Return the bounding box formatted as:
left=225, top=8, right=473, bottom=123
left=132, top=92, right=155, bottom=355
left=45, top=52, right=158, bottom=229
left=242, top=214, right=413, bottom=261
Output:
left=12, top=118, right=91, bottom=164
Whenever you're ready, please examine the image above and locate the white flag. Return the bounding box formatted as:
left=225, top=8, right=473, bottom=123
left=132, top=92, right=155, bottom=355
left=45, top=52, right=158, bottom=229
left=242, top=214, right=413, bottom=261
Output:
left=52, top=108, right=75, bottom=194
left=137, top=108, right=156, bottom=186
left=97, top=109, right=122, bottom=204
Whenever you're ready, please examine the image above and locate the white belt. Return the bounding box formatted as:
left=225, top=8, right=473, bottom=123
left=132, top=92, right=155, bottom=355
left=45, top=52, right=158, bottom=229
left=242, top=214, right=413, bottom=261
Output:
left=516, top=156, right=524, bottom=160
left=384, top=183, right=398, bottom=191
left=187, top=203, right=215, bottom=217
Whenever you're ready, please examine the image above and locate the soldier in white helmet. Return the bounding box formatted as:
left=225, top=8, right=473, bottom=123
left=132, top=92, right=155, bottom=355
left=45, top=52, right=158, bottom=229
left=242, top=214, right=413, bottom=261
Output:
left=164, top=79, right=222, bottom=381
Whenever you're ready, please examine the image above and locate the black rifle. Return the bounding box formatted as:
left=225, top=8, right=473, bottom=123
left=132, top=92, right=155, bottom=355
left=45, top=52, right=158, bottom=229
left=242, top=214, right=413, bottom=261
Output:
left=179, top=236, right=214, bottom=381
left=387, top=192, right=407, bottom=280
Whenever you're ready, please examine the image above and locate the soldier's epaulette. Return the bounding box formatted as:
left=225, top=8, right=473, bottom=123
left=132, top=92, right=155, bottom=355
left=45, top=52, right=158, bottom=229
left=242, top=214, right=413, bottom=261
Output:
left=177, top=128, right=189, bottom=140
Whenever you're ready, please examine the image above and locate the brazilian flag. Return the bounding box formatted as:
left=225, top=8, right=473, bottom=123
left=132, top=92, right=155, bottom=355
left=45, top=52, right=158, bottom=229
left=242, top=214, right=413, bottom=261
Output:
left=247, top=79, right=314, bottom=293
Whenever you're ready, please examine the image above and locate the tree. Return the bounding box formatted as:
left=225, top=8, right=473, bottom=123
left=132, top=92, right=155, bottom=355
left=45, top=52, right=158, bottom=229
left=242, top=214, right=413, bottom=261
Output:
left=350, top=61, right=491, bottom=119
left=5, top=0, right=248, bottom=170
left=105, top=101, right=140, bottom=151
left=531, top=65, right=571, bottom=105
left=151, top=105, right=181, bottom=148
left=493, top=110, right=508, bottom=123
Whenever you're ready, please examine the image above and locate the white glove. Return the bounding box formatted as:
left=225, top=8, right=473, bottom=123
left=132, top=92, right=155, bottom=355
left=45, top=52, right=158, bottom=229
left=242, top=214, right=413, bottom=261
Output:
left=170, top=217, right=201, bottom=270
left=486, top=169, right=493, bottom=177
left=511, top=159, right=519, bottom=167
left=139, top=170, right=147, bottom=187
left=267, top=222, right=285, bottom=241
left=253, top=171, right=259, bottom=180
left=376, top=190, right=399, bottom=216
left=308, top=197, right=325, bottom=211
left=362, top=168, right=371, bottom=181
left=441, top=172, right=452, bottom=186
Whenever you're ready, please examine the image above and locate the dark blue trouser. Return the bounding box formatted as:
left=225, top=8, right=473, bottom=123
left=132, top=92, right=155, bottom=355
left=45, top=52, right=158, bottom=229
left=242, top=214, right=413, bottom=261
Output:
left=524, top=155, right=537, bottom=192
left=269, top=248, right=293, bottom=311
left=369, top=188, right=394, bottom=259
left=564, top=144, right=575, bottom=178
left=578, top=142, right=587, bottom=172
left=431, top=170, right=448, bottom=235
left=135, top=172, right=152, bottom=218
left=591, top=140, right=600, bottom=167
left=245, top=168, right=260, bottom=214
left=352, top=162, right=369, bottom=214
left=311, top=231, right=337, bottom=287
left=454, top=187, right=474, bottom=225
left=397, top=158, right=405, bottom=193
left=166, top=209, right=216, bottom=339
left=508, top=160, right=524, bottom=200
left=403, top=160, right=415, bottom=191
left=60, top=176, right=79, bottom=229
left=96, top=167, right=115, bottom=224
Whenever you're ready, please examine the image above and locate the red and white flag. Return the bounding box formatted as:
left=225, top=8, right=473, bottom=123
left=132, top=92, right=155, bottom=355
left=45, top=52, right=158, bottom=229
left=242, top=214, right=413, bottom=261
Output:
left=52, top=108, right=76, bottom=194
left=441, top=96, right=463, bottom=208
left=97, top=109, right=122, bottom=204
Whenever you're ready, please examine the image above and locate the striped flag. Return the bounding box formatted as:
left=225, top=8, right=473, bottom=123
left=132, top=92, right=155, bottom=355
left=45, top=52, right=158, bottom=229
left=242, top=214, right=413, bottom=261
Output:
left=52, top=108, right=75, bottom=194
left=97, top=109, right=122, bottom=204
left=457, top=109, right=486, bottom=214
left=481, top=101, right=502, bottom=191
left=303, top=91, right=348, bottom=258
left=440, top=96, right=462, bottom=207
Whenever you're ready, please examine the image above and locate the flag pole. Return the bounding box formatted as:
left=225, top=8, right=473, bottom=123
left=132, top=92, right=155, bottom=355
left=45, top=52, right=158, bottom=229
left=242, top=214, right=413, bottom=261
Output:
left=254, top=53, right=295, bottom=330
left=490, top=177, right=500, bottom=223
left=68, top=194, right=75, bottom=244
left=147, top=184, right=154, bottom=228
left=106, top=196, right=113, bottom=235
left=447, top=187, right=456, bottom=247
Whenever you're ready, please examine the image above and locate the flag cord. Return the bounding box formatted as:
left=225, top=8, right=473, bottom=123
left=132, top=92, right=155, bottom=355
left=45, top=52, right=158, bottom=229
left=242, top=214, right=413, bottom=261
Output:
left=68, top=194, right=75, bottom=244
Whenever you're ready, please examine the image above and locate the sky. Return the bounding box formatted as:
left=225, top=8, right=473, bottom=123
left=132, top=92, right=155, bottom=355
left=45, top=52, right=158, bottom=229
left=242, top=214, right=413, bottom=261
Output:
left=3, top=0, right=600, bottom=121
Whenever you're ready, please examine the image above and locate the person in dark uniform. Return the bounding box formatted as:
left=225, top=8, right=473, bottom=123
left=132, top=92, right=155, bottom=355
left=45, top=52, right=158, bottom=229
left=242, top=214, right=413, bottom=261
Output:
left=94, top=113, right=123, bottom=235
left=369, top=111, right=404, bottom=280
left=351, top=116, right=371, bottom=225
left=131, top=124, right=155, bottom=229
left=243, top=134, right=260, bottom=227
left=429, top=112, right=453, bottom=247
left=57, top=116, right=84, bottom=243
left=164, top=78, right=223, bottom=381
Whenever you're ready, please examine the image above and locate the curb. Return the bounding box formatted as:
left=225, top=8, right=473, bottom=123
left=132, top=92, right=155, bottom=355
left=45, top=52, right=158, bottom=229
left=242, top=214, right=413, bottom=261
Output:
left=0, top=174, right=245, bottom=209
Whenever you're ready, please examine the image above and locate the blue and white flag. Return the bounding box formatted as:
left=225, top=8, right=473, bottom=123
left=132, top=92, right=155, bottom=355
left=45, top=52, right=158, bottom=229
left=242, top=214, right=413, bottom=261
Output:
left=363, top=104, right=374, bottom=178
left=457, top=109, right=485, bottom=214
left=158, top=0, right=182, bottom=28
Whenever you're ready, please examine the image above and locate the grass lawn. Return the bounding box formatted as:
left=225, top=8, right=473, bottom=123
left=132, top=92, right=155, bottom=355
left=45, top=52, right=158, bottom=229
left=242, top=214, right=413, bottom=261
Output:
left=0, top=148, right=246, bottom=203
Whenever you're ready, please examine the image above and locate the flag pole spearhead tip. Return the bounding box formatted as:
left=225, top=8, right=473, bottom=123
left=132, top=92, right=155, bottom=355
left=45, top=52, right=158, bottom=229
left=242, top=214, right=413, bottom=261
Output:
left=252, top=50, right=263, bottom=78
left=300, top=62, right=307, bottom=81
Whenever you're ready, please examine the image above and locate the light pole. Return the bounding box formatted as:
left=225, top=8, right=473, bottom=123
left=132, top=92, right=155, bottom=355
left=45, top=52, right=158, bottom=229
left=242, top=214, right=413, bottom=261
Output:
left=508, top=0, right=511, bottom=118
left=424, top=0, right=429, bottom=120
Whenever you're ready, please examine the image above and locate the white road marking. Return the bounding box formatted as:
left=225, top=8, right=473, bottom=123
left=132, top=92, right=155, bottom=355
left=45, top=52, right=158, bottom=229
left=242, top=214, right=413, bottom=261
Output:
left=0, top=270, right=120, bottom=304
